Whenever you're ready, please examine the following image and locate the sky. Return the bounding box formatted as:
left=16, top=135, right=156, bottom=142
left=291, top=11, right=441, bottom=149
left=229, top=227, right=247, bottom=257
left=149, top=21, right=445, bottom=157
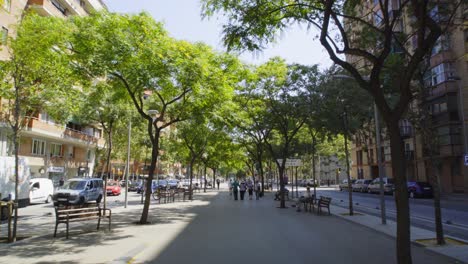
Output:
left=102, top=0, right=333, bottom=69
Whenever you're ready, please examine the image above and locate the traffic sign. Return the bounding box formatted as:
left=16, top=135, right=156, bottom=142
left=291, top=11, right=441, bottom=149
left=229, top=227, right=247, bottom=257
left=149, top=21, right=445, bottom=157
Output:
left=464, top=154, right=468, bottom=166
left=277, top=159, right=302, bottom=167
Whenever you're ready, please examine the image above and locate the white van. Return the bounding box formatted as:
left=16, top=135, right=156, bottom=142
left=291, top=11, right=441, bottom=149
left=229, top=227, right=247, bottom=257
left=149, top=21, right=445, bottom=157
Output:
left=29, top=178, right=54, bottom=204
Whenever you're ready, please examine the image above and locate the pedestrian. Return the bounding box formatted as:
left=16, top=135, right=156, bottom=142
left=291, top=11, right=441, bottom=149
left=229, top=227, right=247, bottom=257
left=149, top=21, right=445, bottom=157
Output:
left=216, top=178, right=220, bottom=190
left=247, top=179, right=254, bottom=200
left=232, top=180, right=239, bottom=200
left=239, top=180, right=247, bottom=200
left=228, top=179, right=233, bottom=198
left=59, top=177, right=65, bottom=187
left=296, top=186, right=314, bottom=212
left=255, top=181, right=261, bottom=200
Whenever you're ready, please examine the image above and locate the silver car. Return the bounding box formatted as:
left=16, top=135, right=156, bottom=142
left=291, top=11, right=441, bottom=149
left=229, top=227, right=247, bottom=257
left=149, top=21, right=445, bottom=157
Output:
left=53, top=178, right=104, bottom=205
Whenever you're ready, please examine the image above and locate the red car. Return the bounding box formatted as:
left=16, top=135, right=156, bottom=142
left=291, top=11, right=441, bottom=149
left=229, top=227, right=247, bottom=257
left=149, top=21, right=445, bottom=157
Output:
left=106, top=181, right=121, bottom=196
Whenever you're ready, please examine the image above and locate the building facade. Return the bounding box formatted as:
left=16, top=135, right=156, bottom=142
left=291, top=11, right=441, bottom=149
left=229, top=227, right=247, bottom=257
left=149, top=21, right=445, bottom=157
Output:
left=0, top=0, right=107, bottom=186
left=348, top=1, right=468, bottom=193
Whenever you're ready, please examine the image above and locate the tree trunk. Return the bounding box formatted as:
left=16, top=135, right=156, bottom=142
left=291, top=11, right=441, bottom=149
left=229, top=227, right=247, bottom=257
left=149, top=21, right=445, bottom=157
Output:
left=189, top=159, right=194, bottom=200
left=312, top=140, right=317, bottom=198
left=431, top=163, right=445, bottom=245
left=12, top=127, right=19, bottom=243
left=259, top=159, right=264, bottom=194
left=212, top=167, right=217, bottom=190
left=139, top=130, right=159, bottom=224
left=103, top=129, right=113, bottom=215
left=203, top=164, right=207, bottom=193
left=388, top=120, right=412, bottom=264
left=278, top=165, right=286, bottom=208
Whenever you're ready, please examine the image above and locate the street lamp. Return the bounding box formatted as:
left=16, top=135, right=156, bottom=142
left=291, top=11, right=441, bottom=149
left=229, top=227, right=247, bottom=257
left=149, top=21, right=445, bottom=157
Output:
left=333, top=74, right=386, bottom=222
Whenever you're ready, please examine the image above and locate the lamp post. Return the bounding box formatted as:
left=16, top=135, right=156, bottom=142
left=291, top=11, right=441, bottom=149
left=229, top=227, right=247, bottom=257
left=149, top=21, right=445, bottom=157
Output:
left=333, top=74, right=386, bottom=222
left=342, top=106, right=353, bottom=215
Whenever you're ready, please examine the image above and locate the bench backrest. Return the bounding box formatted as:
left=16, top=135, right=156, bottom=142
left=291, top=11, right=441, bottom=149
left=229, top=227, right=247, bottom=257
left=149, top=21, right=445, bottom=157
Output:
left=55, top=206, right=101, bottom=220
left=319, top=196, right=332, bottom=204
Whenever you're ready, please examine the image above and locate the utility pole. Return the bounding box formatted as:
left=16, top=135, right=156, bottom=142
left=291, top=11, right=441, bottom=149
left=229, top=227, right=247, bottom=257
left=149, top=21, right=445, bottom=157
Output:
left=374, top=104, right=387, bottom=224
left=343, top=107, right=353, bottom=216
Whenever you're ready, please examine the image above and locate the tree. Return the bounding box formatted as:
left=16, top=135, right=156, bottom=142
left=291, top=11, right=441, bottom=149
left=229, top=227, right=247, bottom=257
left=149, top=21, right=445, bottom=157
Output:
left=253, top=59, right=312, bottom=208
left=76, top=81, right=132, bottom=211
left=201, top=1, right=463, bottom=261
left=0, top=14, right=76, bottom=242
left=66, top=12, right=237, bottom=224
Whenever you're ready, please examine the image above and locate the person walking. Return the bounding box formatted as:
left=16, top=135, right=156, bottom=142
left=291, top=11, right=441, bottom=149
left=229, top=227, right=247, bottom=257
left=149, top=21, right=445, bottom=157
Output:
left=228, top=179, right=233, bottom=198
left=239, top=180, right=247, bottom=200
left=296, top=186, right=314, bottom=212
left=247, top=179, right=254, bottom=200
left=232, top=180, right=239, bottom=201
left=216, top=178, right=220, bottom=190
left=255, top=181, right=261, bottom=200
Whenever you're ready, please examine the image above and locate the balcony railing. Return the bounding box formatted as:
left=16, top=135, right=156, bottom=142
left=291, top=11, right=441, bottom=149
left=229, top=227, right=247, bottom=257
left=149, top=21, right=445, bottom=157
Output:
left=400, top=125, right=413, bottom=138
left=404, top=150, right=414, bottom=161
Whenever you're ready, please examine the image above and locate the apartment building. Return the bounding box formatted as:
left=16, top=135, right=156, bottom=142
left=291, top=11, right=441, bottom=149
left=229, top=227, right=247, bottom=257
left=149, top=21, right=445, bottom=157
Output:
left=0, top=0, right=107, bottom=186
left=348, top=1, right=468, bottom=193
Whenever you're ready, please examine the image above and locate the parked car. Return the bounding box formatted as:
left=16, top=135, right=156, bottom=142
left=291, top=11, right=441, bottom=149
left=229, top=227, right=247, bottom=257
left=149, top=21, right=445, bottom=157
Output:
left=128, top=181, right=141, bottom=192
left=106, top=181, right=122, bottom=196
left=352, top=179, right=373, bottom=193
left=407, top=181, right=433, bottom=198
left=29, top=178, right=54, bottom=204
left=167, top=179, right=180, bottom=189
left=339, top=179, right=356, bottom=191
left=119, top=180, right=131, bottom=187
left=157, top=180, right=168, bottom=189
left=367, top=177, right=395, bottom=194
left=53, top=178, right=103, bottom=205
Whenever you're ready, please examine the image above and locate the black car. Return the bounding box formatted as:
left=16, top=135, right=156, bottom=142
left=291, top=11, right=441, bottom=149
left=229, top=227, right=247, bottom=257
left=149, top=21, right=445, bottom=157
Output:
left=407, top=181, right=433, bottom=198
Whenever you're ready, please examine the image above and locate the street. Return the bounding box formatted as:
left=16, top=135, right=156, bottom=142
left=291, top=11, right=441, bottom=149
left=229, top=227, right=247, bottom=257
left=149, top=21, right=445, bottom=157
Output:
left=0, top=187, right=456, bottom=264
left=291, top=186, right=468, bottom=241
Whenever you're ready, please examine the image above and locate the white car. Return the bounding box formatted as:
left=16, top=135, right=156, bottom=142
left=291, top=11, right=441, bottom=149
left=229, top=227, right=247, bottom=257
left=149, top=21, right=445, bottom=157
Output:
left=29, top=178, right=54, bottom=204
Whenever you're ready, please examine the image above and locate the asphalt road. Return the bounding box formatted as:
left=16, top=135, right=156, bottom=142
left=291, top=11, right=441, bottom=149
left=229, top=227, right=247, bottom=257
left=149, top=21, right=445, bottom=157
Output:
left=0, top=188, right=456, bottom=264
left=302, top=187, right=468, bottom=241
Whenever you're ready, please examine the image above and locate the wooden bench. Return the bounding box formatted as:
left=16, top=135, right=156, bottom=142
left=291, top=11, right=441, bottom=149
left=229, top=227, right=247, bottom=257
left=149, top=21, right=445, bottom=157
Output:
left=317, top=196, right=332, bottom=215
left=183, top=188, right=194, bottom=201
left=156, top=190, right=176, bottom=204
left=54, top=205, right=111, bottom=239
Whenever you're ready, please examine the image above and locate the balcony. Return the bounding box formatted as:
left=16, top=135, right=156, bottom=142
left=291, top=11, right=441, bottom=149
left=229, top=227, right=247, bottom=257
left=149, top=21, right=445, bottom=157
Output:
left=404, top=150, right=414, bottom=161
left=24, top=116, right=101, bottom=146
left=400, top=125, right=413, bottom=138
left=27, top=0, right=67, bottom=17
left=426, top=81, right=457, bottom=99
left=430, top=50, right=454, bottom=68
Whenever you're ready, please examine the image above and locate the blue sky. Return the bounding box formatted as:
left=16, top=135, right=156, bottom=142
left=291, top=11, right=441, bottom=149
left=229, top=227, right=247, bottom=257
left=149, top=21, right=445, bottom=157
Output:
left=102, top=0, right=332, bottom=69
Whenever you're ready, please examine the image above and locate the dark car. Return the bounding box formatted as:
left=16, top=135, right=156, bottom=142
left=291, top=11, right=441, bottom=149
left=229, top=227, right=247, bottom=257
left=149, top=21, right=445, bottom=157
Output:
left=128, top=181, right=141, bottom=192
left=407, top=181, right=433, bottom=198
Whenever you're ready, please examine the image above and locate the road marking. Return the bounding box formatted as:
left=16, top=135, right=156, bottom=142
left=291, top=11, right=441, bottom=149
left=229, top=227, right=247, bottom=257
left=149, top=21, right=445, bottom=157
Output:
left=110, top=243, right=148, bottom=264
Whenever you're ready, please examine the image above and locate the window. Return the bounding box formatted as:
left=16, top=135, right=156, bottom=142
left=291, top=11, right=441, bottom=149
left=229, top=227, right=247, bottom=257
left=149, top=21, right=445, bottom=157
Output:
left=1, top=27, right=8, bottom=45
left=50, top=143, right=62, bottom=157
left=40, top=112, right=56, bottom=124
left=32, top=139, right=46, bottom=156
left=51, top=0, right=67, bottom=15
left=3, top=0, right=10, bottom=12
left=432, top=34, right=451, bottom=55
left=374, top=10, right=383, bottom=26
left=425, top=63, right=455, bottom=87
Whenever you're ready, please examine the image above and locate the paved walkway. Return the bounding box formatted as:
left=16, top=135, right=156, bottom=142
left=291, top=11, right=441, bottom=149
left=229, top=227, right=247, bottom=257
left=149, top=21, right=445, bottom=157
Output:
left=0, top=188, right=460, bottom=264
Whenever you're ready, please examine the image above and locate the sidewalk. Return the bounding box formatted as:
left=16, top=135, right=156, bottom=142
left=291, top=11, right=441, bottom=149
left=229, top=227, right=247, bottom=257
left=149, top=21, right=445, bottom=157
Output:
left=0, top=188, right=464, bottom=264
left=328, top=203, right=468, bottom=263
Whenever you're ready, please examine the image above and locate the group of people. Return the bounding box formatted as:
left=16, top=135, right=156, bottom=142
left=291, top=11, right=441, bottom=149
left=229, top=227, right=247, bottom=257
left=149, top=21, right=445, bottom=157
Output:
left=228, top=179, right=261, bottom=201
